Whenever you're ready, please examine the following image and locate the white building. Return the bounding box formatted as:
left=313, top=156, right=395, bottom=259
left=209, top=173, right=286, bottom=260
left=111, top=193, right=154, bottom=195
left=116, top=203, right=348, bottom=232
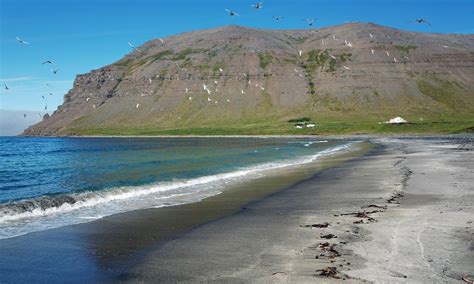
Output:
left=385, top=117, right=408, bottom=124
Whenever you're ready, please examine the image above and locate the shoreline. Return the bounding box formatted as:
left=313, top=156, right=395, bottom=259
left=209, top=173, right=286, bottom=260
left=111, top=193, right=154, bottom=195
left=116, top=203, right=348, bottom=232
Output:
left=0, top=137, right=472, bottom=282
left=17, top=132, right=473, bottom=139
left=0, top=140, right=371, bottom=282
left=123, top=136, right=473, bottom=282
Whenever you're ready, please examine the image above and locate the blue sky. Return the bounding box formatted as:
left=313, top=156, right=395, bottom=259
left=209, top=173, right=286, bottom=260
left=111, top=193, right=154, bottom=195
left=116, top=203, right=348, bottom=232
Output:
left=1, top=0, right=473, bottom=117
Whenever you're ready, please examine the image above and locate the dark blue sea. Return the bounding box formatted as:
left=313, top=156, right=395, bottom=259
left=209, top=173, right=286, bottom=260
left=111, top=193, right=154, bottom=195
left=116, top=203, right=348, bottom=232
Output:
left=0, top=136, right=355, bottom=239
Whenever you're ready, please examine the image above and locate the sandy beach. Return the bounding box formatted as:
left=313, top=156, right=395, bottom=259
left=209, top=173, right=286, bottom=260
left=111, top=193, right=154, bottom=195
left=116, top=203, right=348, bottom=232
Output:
left=0, top=136, right=472, bottom=283
left=121, top=137, right=473, bottom=283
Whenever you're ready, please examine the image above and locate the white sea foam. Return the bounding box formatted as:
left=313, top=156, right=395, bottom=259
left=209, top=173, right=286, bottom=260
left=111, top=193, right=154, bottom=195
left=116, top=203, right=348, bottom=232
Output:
left=0, top=142, right=357, bottom=239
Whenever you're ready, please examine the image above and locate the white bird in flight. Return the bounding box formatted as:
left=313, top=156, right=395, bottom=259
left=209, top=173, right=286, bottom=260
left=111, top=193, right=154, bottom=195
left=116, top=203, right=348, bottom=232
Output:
left=385, top=51, right=390, bottom=57
left=136, top=103, right=140, bottom=109
left=369, top=33, right=374, bottom=39
left=185, top=88, right=189, bottom=93
left=333, top=35, right=339, bottom=41
left=207, top=97, right=212, bottom=102
left=393, top=57, right=398, bottom=63
left=219, top=68, right=224, bottom=73
left=128, top=42, right=141, bottom=52
left=203, top=83, right=211, bottom=95
left=158, top=38, right=164, bottom=44
left=16, top=36, right=30, bottom=45
left=225, top=9, right=239, bottom=16
left=304, top=19, right=315, bottom=27
left=299, top=50, right=302, bottom=57
left=188, top=96, right=193, bottom=101
left=371, top=49, right=375, bottom=55
left=4, top=83, right=9, bottom=90
left=241, top=89, right=246, bottom=94
left=251, top=2, right=264, bottom=9
left=42, top=60, right=54, bottom=65
left=330, top=55, right=337, bottom=60
left=345, top=40, right=353, bottom=48
left=343, top=65, right=350, bottom=70
left=86, top=97, right=90, bottom=101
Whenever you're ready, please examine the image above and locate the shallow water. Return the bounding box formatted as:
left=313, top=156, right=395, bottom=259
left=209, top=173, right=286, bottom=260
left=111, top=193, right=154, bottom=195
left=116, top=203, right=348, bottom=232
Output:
left=0, top=137, right=354, bottom=239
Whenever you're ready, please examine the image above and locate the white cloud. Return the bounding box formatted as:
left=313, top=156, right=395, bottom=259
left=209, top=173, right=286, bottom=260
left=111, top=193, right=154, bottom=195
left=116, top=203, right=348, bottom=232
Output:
left=0, top=76, right=35, bottom=82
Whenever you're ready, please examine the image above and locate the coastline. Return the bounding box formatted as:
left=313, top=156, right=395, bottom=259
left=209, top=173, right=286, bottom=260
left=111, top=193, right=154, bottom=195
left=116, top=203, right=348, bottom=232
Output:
left=0, top=136, right=472, bottom=282
left=123, top=136, right=473, bottom=282
left=0, top=140, right=371, bottom=282
left=18, top=132, right=473, bottom=139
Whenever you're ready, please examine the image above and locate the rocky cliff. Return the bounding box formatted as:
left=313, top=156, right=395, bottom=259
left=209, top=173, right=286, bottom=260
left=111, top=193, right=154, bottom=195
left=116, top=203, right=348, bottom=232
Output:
left=23, top=23, right=474, bottom=135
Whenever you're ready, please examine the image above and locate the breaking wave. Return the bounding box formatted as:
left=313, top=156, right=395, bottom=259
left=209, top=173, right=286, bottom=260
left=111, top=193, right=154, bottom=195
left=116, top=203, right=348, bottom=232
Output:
left=0, top=142, right=356, bottom=238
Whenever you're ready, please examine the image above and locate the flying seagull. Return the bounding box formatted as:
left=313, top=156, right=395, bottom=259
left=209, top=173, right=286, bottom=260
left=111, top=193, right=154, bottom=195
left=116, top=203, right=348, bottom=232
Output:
left=413, top=18, right=431, bottom=26
left=225, top=9, right=239, bottom=17
left=299, top=50, right=302, bottom=57
left=49, top=92, right=53, bottom=96
left=4, top=83, right=9, bottom=90
left=136, top=103, right=140, bottom=109
left=333, top=35, right=339, bottom=41
left=41, top=95, right=45, bottom=99
left=342, top=65, right=350, bottom=70
left=251, top=2, right=263, bottom=9
left=44, top=105, right=48, bottom=110
left=330, top=55, right=337, bottom=60
left=273, top=16, right=284, bottom=21
left=385, top=51, right=390, bottom=57
left=369, top=33, right=374, bottom=39
left=203, top=83, right=211, bottom=95
left=24, top=114, right=27, bottom=118
left=42, top=60, right=54, bottom=65
left=158, top=38, right=164, bottom=44
left=16, top=36, right=30, bottom=45
left=128, top=42, right=141, bottom=52
left=304, top=19, right=315, bottom=27
left=344, top=40, right=353, bottom=48
left=51, top=69, right=59, bottom=74
left=393, top=57, right=398, bottom=63
left=371, top=49, right=375, bottom=55
left=241, top=89, right=246, bottom=94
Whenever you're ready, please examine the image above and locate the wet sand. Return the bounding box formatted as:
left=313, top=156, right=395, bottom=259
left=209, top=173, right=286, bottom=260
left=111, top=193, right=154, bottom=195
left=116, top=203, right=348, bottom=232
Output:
left=1, top=137, right=472, bottom=283
left=122, top=137, right=473, bottom=283
left=0, top=141, right=370, bottom=283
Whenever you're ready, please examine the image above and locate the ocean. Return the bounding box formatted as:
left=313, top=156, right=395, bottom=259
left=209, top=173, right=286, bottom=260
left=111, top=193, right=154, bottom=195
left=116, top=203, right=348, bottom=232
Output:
left=0, top=136, right=355, bottom=239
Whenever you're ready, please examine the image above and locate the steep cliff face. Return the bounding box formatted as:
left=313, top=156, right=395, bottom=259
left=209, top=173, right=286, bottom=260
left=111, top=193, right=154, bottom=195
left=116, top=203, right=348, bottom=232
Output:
left=24, top=23, right=474, bottom=135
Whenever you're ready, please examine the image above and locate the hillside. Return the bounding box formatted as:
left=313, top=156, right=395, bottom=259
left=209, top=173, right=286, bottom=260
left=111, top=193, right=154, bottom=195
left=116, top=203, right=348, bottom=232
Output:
left=23, top=23, right=474, bottom=136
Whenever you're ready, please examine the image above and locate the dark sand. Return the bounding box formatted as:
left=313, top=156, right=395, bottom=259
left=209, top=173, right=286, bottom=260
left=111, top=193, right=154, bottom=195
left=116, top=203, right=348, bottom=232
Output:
left=0, top=141, right=370, bottom=283
left=1, top=137, right=472, bottom=283
left=123, top=137, right=473, bottom=283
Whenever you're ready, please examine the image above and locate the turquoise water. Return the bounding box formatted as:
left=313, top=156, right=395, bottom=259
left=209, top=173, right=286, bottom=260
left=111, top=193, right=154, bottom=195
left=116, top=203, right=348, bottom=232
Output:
left=0, top=137, right=354, bottom=239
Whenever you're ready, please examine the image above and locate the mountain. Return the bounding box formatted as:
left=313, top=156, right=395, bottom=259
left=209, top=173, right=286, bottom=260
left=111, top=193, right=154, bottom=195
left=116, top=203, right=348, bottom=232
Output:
left=23, top=23, right=474, bottom=136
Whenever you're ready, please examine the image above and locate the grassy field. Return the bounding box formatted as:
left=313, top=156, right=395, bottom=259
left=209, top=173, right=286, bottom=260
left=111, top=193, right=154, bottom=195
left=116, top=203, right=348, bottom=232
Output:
left=68, top=115, right=474, bottom=136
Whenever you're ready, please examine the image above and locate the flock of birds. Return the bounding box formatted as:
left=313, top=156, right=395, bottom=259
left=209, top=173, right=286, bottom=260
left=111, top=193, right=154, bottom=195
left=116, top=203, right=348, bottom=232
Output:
left=4, top=1, right=434, bottom=118
left=4, top=37, right=61, bottom=118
